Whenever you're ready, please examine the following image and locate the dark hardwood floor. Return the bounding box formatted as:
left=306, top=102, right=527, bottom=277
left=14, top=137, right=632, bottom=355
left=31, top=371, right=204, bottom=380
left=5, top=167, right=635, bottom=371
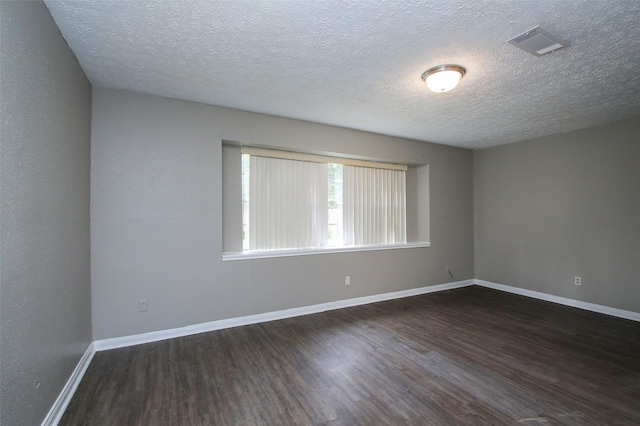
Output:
left=61, top=286, right=640, bottom=425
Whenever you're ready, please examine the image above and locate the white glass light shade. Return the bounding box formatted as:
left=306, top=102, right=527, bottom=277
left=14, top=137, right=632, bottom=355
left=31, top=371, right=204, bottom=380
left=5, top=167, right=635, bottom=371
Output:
left=422, top=65, right=466, bottom=93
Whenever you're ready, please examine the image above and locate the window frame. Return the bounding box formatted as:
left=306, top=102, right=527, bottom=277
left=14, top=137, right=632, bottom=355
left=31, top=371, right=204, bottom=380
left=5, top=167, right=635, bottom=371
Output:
left=221, top=143, right=430, bottom=261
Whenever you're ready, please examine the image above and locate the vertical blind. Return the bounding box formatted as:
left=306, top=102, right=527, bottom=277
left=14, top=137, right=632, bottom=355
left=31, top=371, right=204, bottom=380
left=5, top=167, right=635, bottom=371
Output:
left=249, top=155, right=328, bottom=250
left=246, top=148, right=406, bottom=251
left=343, top=166, right=406, bottom=246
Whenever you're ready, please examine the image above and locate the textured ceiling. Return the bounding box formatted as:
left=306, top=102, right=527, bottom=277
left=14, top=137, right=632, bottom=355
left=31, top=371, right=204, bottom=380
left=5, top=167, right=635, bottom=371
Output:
left=44, top=0, right=640, bottom=149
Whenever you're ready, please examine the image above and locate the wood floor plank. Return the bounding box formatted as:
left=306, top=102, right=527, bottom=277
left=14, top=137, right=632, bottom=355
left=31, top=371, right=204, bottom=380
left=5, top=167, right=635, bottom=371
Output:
left=60, top=286, right=640, bottom=425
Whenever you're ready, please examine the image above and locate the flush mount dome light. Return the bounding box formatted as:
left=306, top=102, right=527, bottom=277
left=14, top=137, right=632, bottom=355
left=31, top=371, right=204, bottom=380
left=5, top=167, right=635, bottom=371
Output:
left=421, top=64, right=466, bottom=93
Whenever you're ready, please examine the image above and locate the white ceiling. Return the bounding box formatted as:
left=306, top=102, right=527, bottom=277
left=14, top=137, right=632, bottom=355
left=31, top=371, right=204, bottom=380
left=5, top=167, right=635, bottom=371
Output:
left=44, top=0, right=640, bottom=149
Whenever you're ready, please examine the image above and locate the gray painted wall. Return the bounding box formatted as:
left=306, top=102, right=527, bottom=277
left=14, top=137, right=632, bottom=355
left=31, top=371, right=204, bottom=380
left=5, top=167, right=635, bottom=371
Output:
left=0, top=2, right=92, bottom=425
left=91, top=88, right=474, bottom=339
left=474, top=117, right=640, bottom=313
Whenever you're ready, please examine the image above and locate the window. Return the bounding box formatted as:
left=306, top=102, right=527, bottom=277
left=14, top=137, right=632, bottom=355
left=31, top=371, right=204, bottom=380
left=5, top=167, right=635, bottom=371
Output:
left=241, top=148, right=406, bottom=252
left=222, top=143, right=430, bottom=260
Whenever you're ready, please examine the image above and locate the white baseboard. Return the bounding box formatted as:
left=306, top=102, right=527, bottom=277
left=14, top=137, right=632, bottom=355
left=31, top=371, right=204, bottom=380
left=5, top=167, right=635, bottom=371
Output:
left=94, top=279, right=475, bottom=351
left=474, top=279, right=640, bottom=322
left=41, top=342, right=95, bottom=426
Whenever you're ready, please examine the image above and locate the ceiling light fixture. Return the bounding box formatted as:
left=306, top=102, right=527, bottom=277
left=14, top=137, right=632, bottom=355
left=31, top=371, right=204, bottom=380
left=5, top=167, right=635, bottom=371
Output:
left=421, top=64, right=466, bottom=93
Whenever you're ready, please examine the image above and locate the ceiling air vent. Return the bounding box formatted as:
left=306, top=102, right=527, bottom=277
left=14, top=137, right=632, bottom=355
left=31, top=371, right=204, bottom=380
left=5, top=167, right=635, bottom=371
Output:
left=507, top=26, right=569, bottom=56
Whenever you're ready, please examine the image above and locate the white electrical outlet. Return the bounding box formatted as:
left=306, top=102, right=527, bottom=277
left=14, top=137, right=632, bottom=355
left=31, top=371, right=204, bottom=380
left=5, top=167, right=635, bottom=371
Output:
left=574, top=276, right=581, bottom=286
left=139, top=299, right=148, bottom=312
left=345, top=276, right=351, bottom=285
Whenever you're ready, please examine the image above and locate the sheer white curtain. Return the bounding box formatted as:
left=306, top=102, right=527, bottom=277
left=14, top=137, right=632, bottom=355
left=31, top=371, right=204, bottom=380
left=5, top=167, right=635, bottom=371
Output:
left=343, top=166, right=406, bottom=246
left=249, top=155, right=328, bottom=250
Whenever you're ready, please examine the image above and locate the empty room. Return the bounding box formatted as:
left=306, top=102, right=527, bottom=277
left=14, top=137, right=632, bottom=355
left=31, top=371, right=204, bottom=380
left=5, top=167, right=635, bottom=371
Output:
left=2, top=1, right=639, bottom=425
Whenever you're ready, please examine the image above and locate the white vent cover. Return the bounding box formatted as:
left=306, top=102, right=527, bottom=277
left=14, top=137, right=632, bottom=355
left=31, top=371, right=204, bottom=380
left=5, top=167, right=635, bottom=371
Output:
left=507, top=26, right=569, bottom=56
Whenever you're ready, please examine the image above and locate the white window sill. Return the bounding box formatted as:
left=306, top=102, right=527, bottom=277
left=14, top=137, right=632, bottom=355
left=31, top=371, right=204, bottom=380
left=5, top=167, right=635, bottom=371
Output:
left=222, top=242, right=431, bottom=261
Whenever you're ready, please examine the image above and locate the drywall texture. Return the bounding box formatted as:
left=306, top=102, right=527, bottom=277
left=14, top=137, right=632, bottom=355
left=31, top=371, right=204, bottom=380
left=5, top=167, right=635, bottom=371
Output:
left=45, top=0, right=640, bottom=148
left=475, top=117, right=640, bottom=313
left=0, top=2, right=92, bottom=426
left=91, top=88, right=474, bottom=339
